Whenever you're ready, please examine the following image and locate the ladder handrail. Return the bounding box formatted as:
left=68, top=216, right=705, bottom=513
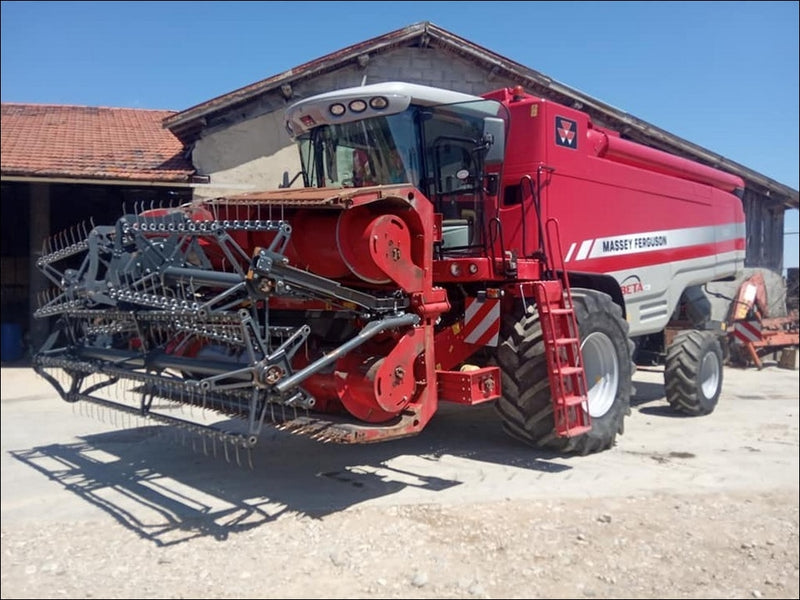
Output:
left=543, top=217, right=581, bottom=359
left=544, top=217, right=576, bottom=310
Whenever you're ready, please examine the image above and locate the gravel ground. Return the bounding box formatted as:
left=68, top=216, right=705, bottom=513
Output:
left=2, top=490, right=798, bottom=599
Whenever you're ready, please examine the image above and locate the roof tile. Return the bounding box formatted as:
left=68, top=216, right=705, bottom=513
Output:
left=1, top=103, right=194, bottom=182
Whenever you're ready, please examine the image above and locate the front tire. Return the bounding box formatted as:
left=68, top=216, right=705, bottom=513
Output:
left=664, top=330, right=723, bottom=416
left=494, top=288, right=633, bottom=455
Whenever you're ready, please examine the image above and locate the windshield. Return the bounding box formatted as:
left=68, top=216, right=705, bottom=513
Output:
left=299, top=110, right=421, bottom=188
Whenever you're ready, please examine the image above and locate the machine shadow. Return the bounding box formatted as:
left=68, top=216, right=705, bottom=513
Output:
left=9, top=401, right=571, bottom=548
left=629, top=378, right=667, bottom=409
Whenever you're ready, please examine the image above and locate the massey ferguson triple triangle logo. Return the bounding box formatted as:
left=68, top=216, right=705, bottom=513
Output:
left=556, top=116, right=578, bottom=149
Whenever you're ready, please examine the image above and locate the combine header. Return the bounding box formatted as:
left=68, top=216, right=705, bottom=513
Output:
left=33, top=82, right=747, bottom=459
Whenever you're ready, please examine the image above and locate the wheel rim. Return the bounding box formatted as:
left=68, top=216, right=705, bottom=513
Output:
left=699, top=350, right=720, bottom=399
left=581, top=331, right=619, bottom=418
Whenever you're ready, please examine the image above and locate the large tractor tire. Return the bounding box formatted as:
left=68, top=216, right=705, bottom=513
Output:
left=494, top=288, right=633, bottom=455
left=664, top=330, right=723, bottom=416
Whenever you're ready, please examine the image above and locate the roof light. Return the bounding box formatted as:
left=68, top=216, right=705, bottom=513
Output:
left=349, top=99, right=367, bottom=113
left=329, top=103, right=346, bottom=116
left=300, top=115, right=316, bottom=127
left=369, top=96, right=389, bottom=110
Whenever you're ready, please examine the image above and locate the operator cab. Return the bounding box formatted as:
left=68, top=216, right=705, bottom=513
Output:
left=285, top=82, right=508, bottom=255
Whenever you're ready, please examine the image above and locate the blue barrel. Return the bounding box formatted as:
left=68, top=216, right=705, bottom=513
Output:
left=1, top=323, right=23, bottom=362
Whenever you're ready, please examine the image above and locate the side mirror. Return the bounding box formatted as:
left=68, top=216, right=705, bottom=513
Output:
left=482, top=117, right=505, bottom=166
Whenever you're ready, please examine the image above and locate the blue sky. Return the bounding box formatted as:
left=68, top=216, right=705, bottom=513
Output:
left=2, top=1, right=797, bottom=269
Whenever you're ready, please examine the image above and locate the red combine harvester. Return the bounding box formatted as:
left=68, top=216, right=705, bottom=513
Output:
left=33, top=82, right=746, bottom=457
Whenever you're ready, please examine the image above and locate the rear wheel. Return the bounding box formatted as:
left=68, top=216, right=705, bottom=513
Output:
left=664, top=330, right=723, bottom=415
left=494, top=288, right=633, bottom=455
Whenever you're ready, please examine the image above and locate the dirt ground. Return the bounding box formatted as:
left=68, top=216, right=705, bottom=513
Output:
left=1, top=360, right=798, bottom=599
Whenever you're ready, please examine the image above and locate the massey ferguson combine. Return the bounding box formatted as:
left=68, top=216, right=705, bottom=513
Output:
left=33, top=82, right=746, bottom=458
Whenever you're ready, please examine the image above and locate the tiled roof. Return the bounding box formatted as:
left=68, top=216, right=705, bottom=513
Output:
left=1, top=103, right=194, bottom=183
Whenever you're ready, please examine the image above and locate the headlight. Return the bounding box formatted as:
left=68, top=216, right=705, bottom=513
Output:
left=348, top=99, right=367, bottom=113
left=369, top=96, right=389, bottom=109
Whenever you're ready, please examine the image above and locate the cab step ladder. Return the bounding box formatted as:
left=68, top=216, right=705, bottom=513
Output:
left=532, top=217, right=591, bottom=437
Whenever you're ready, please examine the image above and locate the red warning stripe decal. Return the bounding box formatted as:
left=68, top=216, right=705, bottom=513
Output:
left=464, top=297, right=501, bottom=347
left=732, top=320, right=763, bottom=344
